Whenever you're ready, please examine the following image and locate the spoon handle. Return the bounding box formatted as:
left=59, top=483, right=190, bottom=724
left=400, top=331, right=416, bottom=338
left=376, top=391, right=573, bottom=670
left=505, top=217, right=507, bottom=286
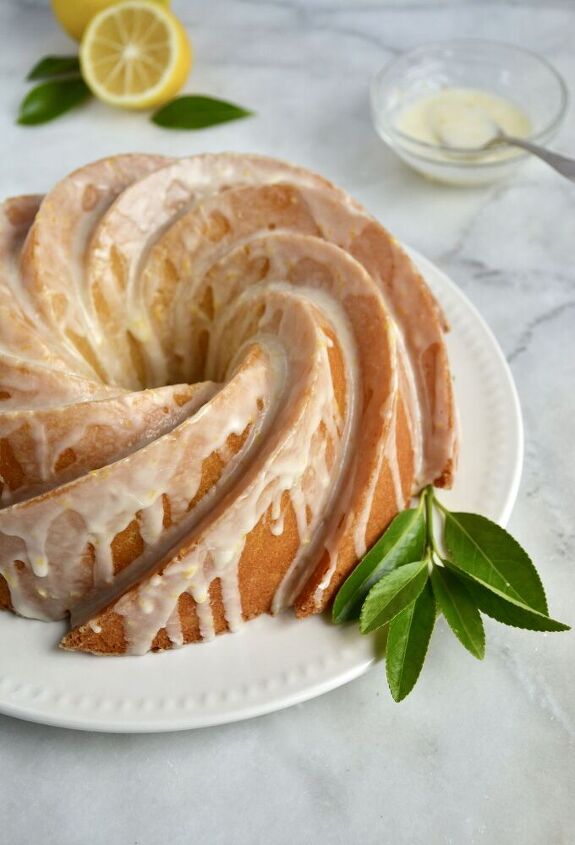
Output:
left=500, top=135, right=575, bottom=182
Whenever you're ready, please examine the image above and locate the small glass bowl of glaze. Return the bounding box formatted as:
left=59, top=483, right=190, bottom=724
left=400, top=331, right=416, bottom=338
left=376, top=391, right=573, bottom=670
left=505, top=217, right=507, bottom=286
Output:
left=371, top=39, right=568, bottom=186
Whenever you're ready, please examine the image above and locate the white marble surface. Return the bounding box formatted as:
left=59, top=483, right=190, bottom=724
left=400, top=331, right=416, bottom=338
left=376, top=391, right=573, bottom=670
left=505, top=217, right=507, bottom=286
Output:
left=1, top=0, right=574, bottom=842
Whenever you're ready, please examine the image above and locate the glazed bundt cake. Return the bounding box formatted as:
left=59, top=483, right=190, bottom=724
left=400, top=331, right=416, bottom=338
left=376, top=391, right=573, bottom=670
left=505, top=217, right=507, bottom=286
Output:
left=0, top=153, right=457, bottom=655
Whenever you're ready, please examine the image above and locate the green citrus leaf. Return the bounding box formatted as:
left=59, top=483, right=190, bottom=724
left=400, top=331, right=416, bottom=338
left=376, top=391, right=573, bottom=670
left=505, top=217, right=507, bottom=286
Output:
left=444, top=512, right=548, bottom=614
left=386, top=581, right=436, bottom=702
left=27, top=55, right=81, bottom=81
left=360, top=559, right=429, bottom=634
left=152, top=96, right=253, bottom=130
left=17, top=78, right=91, bottom=126
left=430, top=566, right=485, bottom=659
left=456, top=574, right=570, bottom=632
left=332, top=503, right=426, bottom=623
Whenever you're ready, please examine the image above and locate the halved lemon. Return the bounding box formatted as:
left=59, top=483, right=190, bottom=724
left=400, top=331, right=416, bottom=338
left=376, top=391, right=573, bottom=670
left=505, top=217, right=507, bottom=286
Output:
left=80, top=1, right=192, bottom=110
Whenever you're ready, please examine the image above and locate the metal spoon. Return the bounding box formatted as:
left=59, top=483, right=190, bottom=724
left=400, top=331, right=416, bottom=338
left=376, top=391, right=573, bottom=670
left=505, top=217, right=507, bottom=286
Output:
left=434, top=107, right=575, bottom=183
left=483, top=130, right=575, bottom=182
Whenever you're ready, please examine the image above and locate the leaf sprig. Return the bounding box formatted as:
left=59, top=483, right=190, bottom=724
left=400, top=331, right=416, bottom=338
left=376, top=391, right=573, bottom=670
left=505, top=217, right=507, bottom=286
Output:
left=152, top=96, right=253, bottom=130
left=18, top=54, right=252, bottom=129
left=18, top=55, right=91, bottom=126
left=333, top=487, right=569, bottom=702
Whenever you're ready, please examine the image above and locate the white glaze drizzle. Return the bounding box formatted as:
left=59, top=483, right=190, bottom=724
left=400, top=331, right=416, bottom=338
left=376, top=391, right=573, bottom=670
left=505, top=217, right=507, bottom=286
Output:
left=0, top=356, right=271, bottom=620
left=106, top=288, right=353, bottom=653
left=0, top=153, right=457, bottom=656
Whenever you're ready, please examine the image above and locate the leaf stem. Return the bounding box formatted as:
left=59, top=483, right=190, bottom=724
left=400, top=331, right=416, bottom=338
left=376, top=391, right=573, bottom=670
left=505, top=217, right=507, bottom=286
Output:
left=424, top=486, right=441, bottom=562
left=431, top=489, right=449, bottom=516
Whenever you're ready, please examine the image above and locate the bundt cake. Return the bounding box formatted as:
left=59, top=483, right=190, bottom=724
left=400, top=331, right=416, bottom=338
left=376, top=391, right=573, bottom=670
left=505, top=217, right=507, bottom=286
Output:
left=0, top=153, right=457, bottom=655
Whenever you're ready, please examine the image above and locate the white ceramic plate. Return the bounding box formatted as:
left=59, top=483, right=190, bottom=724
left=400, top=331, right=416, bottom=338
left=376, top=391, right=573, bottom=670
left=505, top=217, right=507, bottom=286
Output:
left=0, top=249, right=523, bottom=733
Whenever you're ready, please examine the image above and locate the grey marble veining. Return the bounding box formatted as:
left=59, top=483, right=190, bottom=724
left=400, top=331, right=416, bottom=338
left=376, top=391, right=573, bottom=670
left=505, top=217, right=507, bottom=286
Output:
left=0, top=1, right=574, bottom=843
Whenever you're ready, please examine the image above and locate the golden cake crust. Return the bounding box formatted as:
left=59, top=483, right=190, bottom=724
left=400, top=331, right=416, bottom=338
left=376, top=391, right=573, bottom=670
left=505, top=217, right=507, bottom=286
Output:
left=0, top=153, right=458, bottom=656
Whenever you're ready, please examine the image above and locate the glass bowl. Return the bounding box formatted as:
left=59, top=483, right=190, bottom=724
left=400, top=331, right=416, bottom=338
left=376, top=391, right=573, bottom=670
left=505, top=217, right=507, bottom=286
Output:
left=371, top=40, right=568, bottom=186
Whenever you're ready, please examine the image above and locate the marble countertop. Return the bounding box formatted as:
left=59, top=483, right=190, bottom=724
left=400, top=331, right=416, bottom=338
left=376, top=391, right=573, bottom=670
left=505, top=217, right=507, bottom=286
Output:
left=1, top=1, right=574, bottom=842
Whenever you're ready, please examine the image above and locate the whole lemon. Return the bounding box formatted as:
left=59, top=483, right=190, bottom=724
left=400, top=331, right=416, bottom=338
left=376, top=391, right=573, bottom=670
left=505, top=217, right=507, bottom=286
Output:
left=51, top=0, right=170, bottom=41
